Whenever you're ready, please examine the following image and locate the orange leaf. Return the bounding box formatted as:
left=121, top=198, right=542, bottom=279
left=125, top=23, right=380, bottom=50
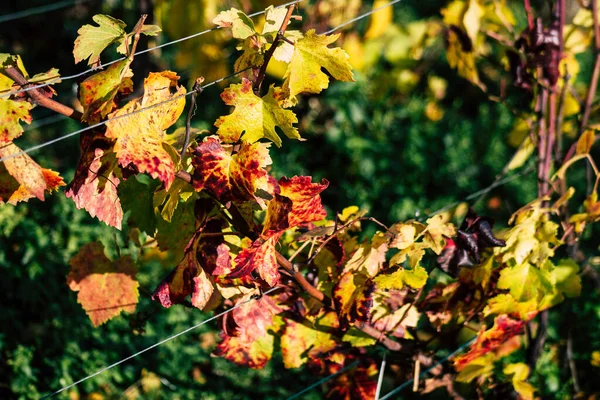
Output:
left=192, top=137, right=272, bottom=205
left=454, top=314, right=524, bottom=371
left=214, top=292, right=282, bottom=368
left=67, top=242, right=139, bottom=327
left=65, top=133, right=123, bottom=228
left=0, top=143, right=64, bottom=205
left=231, top=233, right=282, bottom=286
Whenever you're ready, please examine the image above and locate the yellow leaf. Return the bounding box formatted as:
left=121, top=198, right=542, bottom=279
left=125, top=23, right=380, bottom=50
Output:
left=73, top=15, right=127, bottom=66
left=463, top=0, right=484, bottom=43
left=576, top=130, right=595, bottom=154
left=506, top=136, right=535, bottom=171
left=373, top=264, right=428, bottom=290
left=503, top=363, right=536, bottom=400
left=365, top=0, right=394, bottom=40
left=106, top=71, right=186, bottom=189
left=282, top=30, right=354, bottom=106
left=215, top=79, right=299, bottom=147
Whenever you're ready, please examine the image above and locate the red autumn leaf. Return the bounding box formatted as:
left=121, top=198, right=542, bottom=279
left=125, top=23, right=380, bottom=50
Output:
left=454, top=314, right=525, bottom=371
left=214, top=292, right=282, bottom=368
left=195, top=220, right=234, bottom=276
left=0, top=142, right=65, bottom=205
left=105, top=71, right=186, bottom=189
left=326, top=359, right=378, bottom=400
left=152, top=234, right=215, bottom=310
left=192, top=137, right=272, bottom=205
left=264, top=176, right=329, bottom=233
left=231, top=233, right=283, bottom=286
left=65, top=133, right=123, bottom=228
left=67, top=242, right=139, bottom=327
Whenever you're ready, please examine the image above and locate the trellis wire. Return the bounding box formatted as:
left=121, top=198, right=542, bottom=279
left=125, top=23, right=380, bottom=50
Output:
left=285, top=361, right=360, bottom=400
left=378, top=337, right=477, bottom=400
left=0, top=67, right=250, bottom=163
left=0, top=0, right=98, bottom=24
left=0, top=0, right=303, bottom=99
left=324, top=0, right=402, bottom=35
left=0, top=0, right=405, bottom=163
left=42, top=287, right=279, bottom=398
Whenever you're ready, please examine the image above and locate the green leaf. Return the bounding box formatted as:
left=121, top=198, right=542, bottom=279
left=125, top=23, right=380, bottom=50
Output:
left=74, top=14, right=127, bottom=66
left=373, top=265, right=428, bottom=290
left=79, top=59, right=133, bottom=123
left=118, top=175, right=158, bottom=235
left=497, top=262, right=553, bottom=302
left=155, top=196, right=196, bottom=261
left=342, top=327, right=377, bottom=347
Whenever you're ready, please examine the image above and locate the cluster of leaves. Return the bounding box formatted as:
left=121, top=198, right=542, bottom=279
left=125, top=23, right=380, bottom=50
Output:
left=2, top=1, right=600, bottom=399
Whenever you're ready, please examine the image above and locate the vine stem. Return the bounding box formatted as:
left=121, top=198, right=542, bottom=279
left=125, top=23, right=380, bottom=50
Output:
left=4, top=67, right=83, bottom=121
left=253, top=4, right=296, bottom=95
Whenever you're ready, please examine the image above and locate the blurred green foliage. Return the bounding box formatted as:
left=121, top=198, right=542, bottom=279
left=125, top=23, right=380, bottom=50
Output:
left=0, top=0, right=599, bottom=399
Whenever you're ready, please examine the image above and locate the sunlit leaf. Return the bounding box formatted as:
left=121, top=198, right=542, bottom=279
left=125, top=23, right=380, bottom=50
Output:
left=67, top=242, right=139, bottom=326
left=106, top=71, right=186, bottom=189
left=215, top=79, right=299, bottom=147
left=282, top=30, right=354, bottom=107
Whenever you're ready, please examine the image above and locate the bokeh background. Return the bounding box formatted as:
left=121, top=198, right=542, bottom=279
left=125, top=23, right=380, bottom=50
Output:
left=0, top=0, right=599, bottom=399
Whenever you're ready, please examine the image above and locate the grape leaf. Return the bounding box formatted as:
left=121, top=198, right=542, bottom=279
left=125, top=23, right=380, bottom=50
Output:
left=118, top=175, right=157, bottom=235
left=333, top=271, right=374, bottom=324
left=67, top=242, right=139, bottom=327
left=65, top=133, right=123, bottom=228
left=503, top=363, right=536, bottom=400
left=371, top=302, right=420, bottom=339
left=153, top=178, right=195, bottom=222
left=232, top=233, right=282, bottom=286
left=0, top=54, right=33, bottom=144
left=74, top=15, right=127, bottom=66
left=263, top=176, right=329, bottom=232
left=79, top=59, right=133, bottom=123
left=454, top=315, right=524, bottom=371
left=212, top=8, right=256, bottom=39
left=281, top=30, right=354, bottom=107
left=0, top=143, right=64, bottom=205
left=215, top=78, right=300, bottom=147
left=152, top=239, right=214, bottom=310
left=343, top=232, right=388, bottom=277
left=484, top=294, right=539, bottom=321
left=281, top=311, right=340, bottom=368
left=155, top=195, right=196, bottom=261
left=374, top=265, right=428, bottom=290
left=327, top=360, right=378, bottom=400
left=192, top=137, right=272, bottom=205
left=342, top=327, right=377, bottom=347
left=106, top=71, right=186, bottom=189
left=497, top=262, right=553, bottom=302
left=214, top=292, right=282, bottom=368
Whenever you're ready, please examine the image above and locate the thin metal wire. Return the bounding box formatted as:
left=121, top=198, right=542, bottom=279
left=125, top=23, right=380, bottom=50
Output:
left=43, top=287, right=279, bottom=398
left=23, top=114, right=68, bottom=132
left=0, top=0, right=97, bottom=24
left=378, top=337, right=477, bottom=400
left=375, top=352, right=387, bottom=400
left=285, top=361, right=360, bottom=400
left=0, top=67, right=251, bottom=163
left=428, top=163, right=537, bottom=217
left=323, top=0, right=403, bottom=35
left=0, top=0, right=403, bottom=162
left=0, top=0, right=304, bottom=99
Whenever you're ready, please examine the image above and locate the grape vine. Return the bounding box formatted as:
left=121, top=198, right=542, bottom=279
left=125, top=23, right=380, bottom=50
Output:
left=1, top=1, right=599, bottom=398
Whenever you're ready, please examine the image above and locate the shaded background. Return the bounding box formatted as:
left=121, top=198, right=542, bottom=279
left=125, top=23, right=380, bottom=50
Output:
left=0, top=0, right=599, bottom=399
